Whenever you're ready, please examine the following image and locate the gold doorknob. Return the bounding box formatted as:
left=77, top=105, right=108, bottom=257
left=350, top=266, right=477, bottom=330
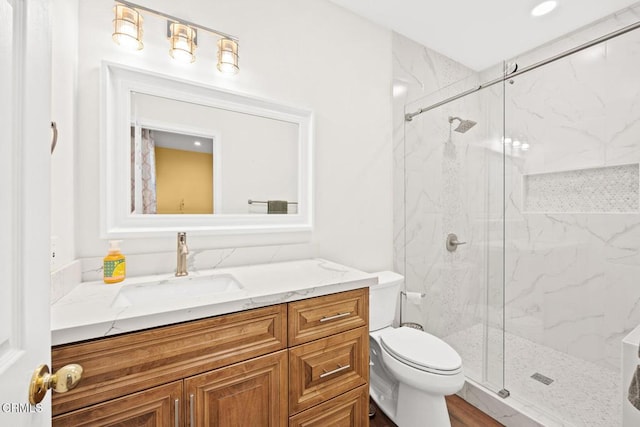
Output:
left=29, top=363, right=83, bottom=404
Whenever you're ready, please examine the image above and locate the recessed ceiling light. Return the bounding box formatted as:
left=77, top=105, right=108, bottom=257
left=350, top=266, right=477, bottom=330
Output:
left=521, top=143, right=530, bottom=151
left=503, top=137, right=512, bottom=145
left=512, top=139, right=522, bottom=147
left=393, top=82, right=408, bottom=98
left=531, top=1, right=557, bottom=17
left=194, top=141, right=201, bottom=146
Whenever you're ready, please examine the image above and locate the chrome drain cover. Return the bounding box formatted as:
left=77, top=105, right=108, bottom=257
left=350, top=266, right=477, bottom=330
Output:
left=531, top=372, right=554, bottom=385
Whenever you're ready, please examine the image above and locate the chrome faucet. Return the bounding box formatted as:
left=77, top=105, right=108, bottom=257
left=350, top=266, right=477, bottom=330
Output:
left=176, top=232, right=189, bottom=276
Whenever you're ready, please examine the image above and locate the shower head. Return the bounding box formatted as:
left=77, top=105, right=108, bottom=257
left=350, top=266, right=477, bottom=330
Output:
left=448, top=116, right=477, bottom=133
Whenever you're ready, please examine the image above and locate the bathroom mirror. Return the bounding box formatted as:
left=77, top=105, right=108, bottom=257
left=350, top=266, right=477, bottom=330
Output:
left=102, top=62, right=313, bottom=237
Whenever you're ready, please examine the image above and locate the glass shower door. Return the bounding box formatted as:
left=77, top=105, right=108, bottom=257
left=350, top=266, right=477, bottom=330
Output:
left=402, top=74, right=506, bottom=393
left=502, top=26, right=640, bottom=426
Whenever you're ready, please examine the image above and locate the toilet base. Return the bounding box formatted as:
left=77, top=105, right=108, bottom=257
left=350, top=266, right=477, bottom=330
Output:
left=396, top=382, right=452, bottom=427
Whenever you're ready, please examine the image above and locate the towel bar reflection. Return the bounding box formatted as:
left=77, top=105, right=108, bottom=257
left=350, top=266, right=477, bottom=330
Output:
left=247, top=199, right=298, bottom=205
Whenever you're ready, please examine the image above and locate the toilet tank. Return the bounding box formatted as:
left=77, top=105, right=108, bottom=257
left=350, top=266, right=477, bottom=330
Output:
left=369, top=271, right=404, bottom=331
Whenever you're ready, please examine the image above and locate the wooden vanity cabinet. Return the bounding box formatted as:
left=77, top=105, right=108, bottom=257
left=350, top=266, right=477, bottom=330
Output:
left=287, top=288, right=369, bottom=425
left=51, top=304, right=287, bottom=426
left=52, top=288, right=370, bottom=426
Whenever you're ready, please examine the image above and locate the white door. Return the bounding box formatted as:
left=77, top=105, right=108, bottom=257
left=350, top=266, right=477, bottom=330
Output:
left=0, top=0, right=52, bottom=425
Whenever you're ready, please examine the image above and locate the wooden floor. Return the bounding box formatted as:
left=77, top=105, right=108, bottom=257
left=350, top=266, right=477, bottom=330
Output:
left=369, top=395, right=504, bottom=427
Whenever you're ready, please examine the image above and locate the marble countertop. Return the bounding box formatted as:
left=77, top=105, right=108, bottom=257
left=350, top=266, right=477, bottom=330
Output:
left=51, top=258, right=377, bottom=346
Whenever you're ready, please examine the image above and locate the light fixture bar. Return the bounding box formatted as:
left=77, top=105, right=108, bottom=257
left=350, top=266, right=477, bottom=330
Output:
left=115, top=0, right=239, bottom=42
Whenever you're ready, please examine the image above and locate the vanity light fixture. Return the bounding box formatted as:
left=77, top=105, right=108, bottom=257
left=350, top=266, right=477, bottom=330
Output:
left=112, top=4, right=144, bottom=50
left=169, top=22, right=197, bottom=63
left=217, top=38, right=239, bottom=75
left=112, top=1, right=240, bottom=73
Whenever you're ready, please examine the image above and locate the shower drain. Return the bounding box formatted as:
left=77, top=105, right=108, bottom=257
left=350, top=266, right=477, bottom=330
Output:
left=531, top=372, right=554, bottom=385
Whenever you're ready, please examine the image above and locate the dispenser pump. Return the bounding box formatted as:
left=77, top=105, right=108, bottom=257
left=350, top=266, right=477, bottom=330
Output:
left=108, top=240, right=122, bottom=254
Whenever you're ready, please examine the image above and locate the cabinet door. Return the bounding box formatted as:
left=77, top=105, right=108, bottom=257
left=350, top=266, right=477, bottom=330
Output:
left=289, top=386, right=369, bottom=427
left=185, top=350, right=288, bottom=427
left=52, top=381, right=183, bottom=427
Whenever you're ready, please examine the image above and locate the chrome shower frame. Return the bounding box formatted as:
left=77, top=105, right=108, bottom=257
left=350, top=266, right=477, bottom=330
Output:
left=404, top=20, right=640, bottom=122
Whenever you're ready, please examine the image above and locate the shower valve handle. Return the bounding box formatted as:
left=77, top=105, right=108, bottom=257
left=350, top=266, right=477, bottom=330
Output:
left=446, top=233, right=466, bottom=252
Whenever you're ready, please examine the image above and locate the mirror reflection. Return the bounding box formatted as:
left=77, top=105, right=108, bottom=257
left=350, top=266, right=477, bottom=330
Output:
left=130, top=92, right=299, bottom=215
left=131, top=127, right=214, bottom=214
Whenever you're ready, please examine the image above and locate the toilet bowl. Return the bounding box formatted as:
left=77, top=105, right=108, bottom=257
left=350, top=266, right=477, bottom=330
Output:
left=369, top=271, right=464, bottom=427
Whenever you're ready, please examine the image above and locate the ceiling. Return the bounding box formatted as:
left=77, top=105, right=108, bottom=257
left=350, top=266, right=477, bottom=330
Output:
left=153, top=130, right=214, bottom=154
left=327, top=0, right=640, bottom=70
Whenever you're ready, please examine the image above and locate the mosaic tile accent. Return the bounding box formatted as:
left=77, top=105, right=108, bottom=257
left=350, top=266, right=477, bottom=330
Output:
left=523, top=164, right=639, bottom=213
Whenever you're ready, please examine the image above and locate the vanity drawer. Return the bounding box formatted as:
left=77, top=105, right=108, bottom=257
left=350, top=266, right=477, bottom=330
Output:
left=288, top=326, right=369, bottom=415
left=51, top=304, right=287, bottom=416
left=288, top=288, right=368, bottom=346
left=289, top=385, right=369, bottom=427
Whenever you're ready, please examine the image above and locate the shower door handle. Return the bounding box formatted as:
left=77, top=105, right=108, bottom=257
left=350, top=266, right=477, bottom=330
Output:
left=446, top=233, right=466, bottom=252
left=51, top=121, right=58, bottom=154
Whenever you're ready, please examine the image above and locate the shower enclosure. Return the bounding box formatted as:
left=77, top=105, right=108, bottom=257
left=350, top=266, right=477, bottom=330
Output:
left=398, top=11, right=640, bottom=427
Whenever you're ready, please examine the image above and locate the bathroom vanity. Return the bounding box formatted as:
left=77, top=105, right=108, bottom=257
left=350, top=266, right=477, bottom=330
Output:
left=50, top=259, right=375, bottom=426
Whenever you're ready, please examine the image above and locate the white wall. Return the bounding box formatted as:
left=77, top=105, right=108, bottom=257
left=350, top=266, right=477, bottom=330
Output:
left=50, top=0, right=78, bottom=270
left=53, top=0, right=393, bottom=273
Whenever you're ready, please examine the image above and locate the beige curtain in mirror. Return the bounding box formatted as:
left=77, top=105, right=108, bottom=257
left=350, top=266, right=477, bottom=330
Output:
left=131, top=128, right=158, bottom=214
left=140, top=129, right=157, bottom=214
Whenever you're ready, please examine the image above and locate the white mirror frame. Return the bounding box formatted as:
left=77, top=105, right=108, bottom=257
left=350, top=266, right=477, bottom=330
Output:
left=101, top=62, right=314, bottom=237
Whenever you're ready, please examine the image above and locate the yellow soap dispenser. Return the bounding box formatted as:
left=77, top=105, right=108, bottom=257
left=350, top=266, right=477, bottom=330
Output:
left=103, top=240, right=126, bottom=284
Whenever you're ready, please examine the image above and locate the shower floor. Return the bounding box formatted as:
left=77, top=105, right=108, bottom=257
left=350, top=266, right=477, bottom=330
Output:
left=445, top=324, right=621, bottom=427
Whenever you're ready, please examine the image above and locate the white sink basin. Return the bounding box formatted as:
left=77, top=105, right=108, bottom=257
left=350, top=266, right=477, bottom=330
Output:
left=112, top=274, right=244, bottom=308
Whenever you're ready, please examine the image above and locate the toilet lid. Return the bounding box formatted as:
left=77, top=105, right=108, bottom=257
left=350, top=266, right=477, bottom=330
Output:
left=380, top=327, right=462, bottom=374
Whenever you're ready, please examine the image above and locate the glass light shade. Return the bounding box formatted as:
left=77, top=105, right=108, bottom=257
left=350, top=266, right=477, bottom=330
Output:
left=112, top=5, right=144, bottom=50
left=169, top=23, right=197, bottom=63
left=217, top=38, right=239, bottom=74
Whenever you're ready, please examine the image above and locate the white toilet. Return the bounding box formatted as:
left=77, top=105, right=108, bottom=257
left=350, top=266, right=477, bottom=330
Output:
left=369, top=271, right=465, bottom=427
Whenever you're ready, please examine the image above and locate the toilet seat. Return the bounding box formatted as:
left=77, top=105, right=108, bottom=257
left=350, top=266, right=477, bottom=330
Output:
left=379, top=327, right=462, bottom=375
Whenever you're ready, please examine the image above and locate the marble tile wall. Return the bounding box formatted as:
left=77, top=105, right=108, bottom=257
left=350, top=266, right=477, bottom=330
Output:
left=392, top=33, right=484, bottom=335
left=394, top=4, right=640, bottom=422
left=504, top=17, right=640, bottom=371
left=393, top=32, right=506, bottom=390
